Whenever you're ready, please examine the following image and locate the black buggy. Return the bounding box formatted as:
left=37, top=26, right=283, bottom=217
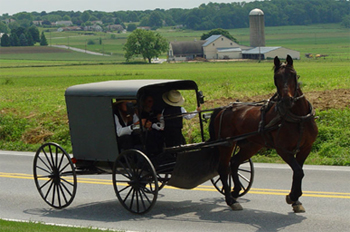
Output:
left=33, top=79, right=254, bottom=214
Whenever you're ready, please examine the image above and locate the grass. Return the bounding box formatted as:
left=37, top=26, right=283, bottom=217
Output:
left=0, top=60, right=349, bottom=165
left=0, top=219, right=116, bottom=232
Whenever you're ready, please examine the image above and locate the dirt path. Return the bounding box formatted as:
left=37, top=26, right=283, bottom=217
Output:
left=205, top=89, right=350, bottom=111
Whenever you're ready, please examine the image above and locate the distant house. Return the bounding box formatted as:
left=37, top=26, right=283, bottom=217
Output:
left=32, top=21, right=43, bottom=26
left=137, top=26, right=151, bottom=31
left=84, top=25, right=103, bottom=32
left=91, top=21, right=103, bottom=25
left=107, top=24, right=124, bottom=31
left=57, top=26, right=82, bottom=32
left=56, top=21, right=73, bottom=27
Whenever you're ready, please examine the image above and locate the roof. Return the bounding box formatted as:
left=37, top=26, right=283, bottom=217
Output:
left=202, top=35, right=222, bottom=47
left=65, top=79, right=198, bottom=98
left=242, top=47, right=281, bottom=54
left=170, top=41, right=205, bottom=55
left=249, top=8, right=264, bottom=16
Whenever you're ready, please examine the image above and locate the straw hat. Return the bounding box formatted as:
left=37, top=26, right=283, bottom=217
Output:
left=162, top=90, right=185, bottom=106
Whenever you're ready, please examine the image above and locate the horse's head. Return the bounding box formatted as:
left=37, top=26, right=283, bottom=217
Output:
left=273, top=55, right=299, bottom=109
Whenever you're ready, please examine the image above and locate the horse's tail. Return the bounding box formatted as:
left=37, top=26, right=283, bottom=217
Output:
left=208, top=108, right=223, bottom=141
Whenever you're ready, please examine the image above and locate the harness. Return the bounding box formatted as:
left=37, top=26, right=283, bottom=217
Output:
left=258, top=90, right=316, bottom=155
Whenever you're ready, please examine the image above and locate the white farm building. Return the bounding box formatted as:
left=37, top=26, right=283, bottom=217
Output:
left=168, top=35, right=300, bottom=62
left=167, top=8, right=300, bottom=62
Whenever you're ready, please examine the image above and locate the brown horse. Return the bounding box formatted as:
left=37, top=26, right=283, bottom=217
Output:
left=209, top=55, right=318, bottom=213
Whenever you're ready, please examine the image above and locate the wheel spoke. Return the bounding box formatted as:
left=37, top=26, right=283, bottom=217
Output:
left=238, top=172, right=250, bottom=183
left=58, top=184, right=68, bottom=205
left=37, top=155, right=52, bottom=172
left=39, top=178, right=52, bottom=191
left=59, top=162, right=70, bottom=174
left=43, top=180, right=54, bottom=200
left=60, top=177, right=75, bottom=187
left=60, top=180, right=73, bottom=198
left=36, top=165, right=52, bottom=175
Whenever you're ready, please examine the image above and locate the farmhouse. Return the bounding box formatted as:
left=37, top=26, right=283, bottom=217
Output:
left=55, top=21, right=73, bottom=26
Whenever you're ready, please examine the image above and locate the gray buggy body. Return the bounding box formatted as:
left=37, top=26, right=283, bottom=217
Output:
left=65, top=79, right=199, bottom=162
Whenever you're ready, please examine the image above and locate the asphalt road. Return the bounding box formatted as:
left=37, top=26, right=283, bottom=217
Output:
left=1, top=150, right=350, bottom=232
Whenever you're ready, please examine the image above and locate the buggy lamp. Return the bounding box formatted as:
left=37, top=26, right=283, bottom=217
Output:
left=71, top=157, right=77, bottom=164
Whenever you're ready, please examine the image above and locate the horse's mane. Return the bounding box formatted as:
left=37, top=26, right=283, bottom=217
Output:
left=208, top=108, right=223, bottom=141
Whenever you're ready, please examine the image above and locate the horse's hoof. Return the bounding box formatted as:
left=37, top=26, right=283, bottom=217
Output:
left=286, top=195, right=294, bottom=204
left=292, top=203, right=305, bottom=213
left=230, top=202, right=243, bottom=211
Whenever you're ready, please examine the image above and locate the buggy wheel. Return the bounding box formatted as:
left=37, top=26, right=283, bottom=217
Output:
left=113, top=149, right=158, bottom=214
left=211, top=158, right=254, bottom=197
left=33, top=142, right=77, bottom=209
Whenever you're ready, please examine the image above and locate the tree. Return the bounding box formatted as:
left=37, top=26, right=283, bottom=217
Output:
left=127, top=23, right=137, bottom=32
left=201, top=28, right=238, bottom=43
left=123, top=29, right=168, bottom=63
left=10, top=33, right=19, bottom=46
left=341, top=15, right=350, bottom=28
left=149, top=12, right=163, bottom=29
left=1, top=33, right=11, bottom=47
left=0, top=21, right=9, bottom=33
left=40, top=32, right=48, bottom=46
left=81, top=11, right=91, bottom=22
left=28, top=26, right=40, bottom=43
left=19, top=33, right=28, bottom=46
left=26, top=31, right=34, bottom=46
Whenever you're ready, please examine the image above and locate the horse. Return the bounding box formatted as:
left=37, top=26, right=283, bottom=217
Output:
left=209, top=55, right=318, bottom=213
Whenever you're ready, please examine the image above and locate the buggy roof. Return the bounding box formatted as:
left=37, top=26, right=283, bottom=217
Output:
left=65, top=79, right=198, bottom=99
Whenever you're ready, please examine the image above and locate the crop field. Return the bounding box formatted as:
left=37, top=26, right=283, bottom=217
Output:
left=0, top=23, right=349, bottom=165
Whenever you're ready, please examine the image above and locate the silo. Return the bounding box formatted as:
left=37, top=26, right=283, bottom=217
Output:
left=249, top=8, right=265, bottom=47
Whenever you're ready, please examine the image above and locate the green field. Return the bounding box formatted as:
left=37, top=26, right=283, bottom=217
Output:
left=0, top=219, right=114, bottom=232
left=1, top=23, right=349, bottom=64
left=0, top=23, right=349, bottom=166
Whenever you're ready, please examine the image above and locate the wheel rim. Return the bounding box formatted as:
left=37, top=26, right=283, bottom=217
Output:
left=33, top=143, right=77, bottom=209
left=113, top=150, right=158, bottom=214
left=211, top=158, right=254, bottom=197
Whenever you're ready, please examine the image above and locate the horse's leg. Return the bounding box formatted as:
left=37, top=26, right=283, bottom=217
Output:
left=280, top=146, right=311, bottom=213
left=217, top=146, right=243, bottom=210
left=230, top=142, right=261, bottom=199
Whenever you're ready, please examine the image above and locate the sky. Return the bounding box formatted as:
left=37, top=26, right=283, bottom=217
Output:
left=0, top=0, right=254, bottom=15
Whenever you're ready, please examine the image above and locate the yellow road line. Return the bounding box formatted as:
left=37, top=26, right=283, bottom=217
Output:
left=1, top=172, right=349, bottom=199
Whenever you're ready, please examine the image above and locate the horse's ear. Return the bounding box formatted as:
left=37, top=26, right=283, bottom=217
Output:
left=274, top=56, right=280, bottom=71
left=286, top=55, right=293, bottom=67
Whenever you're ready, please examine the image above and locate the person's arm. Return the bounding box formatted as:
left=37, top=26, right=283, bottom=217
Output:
left=115, top=115, right=133, bottom=137
left=182, top=107, right=200, bottom=120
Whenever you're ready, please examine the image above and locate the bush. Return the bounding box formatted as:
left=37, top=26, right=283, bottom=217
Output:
left=87, top=39, right=95, bottom=45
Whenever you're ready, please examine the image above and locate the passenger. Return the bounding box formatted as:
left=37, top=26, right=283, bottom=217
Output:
left=114, top=100, right=141, bottom=151
left=140, top=96, right=164, bottom=155
left=162, top=90, right=201, bottom=147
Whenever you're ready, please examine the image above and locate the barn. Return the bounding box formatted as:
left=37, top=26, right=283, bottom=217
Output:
left=242, top=47, right=300, bottom=60
left=168, top=35, right=248, bottom=61
left=168, top=40, right=205, bottom=61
